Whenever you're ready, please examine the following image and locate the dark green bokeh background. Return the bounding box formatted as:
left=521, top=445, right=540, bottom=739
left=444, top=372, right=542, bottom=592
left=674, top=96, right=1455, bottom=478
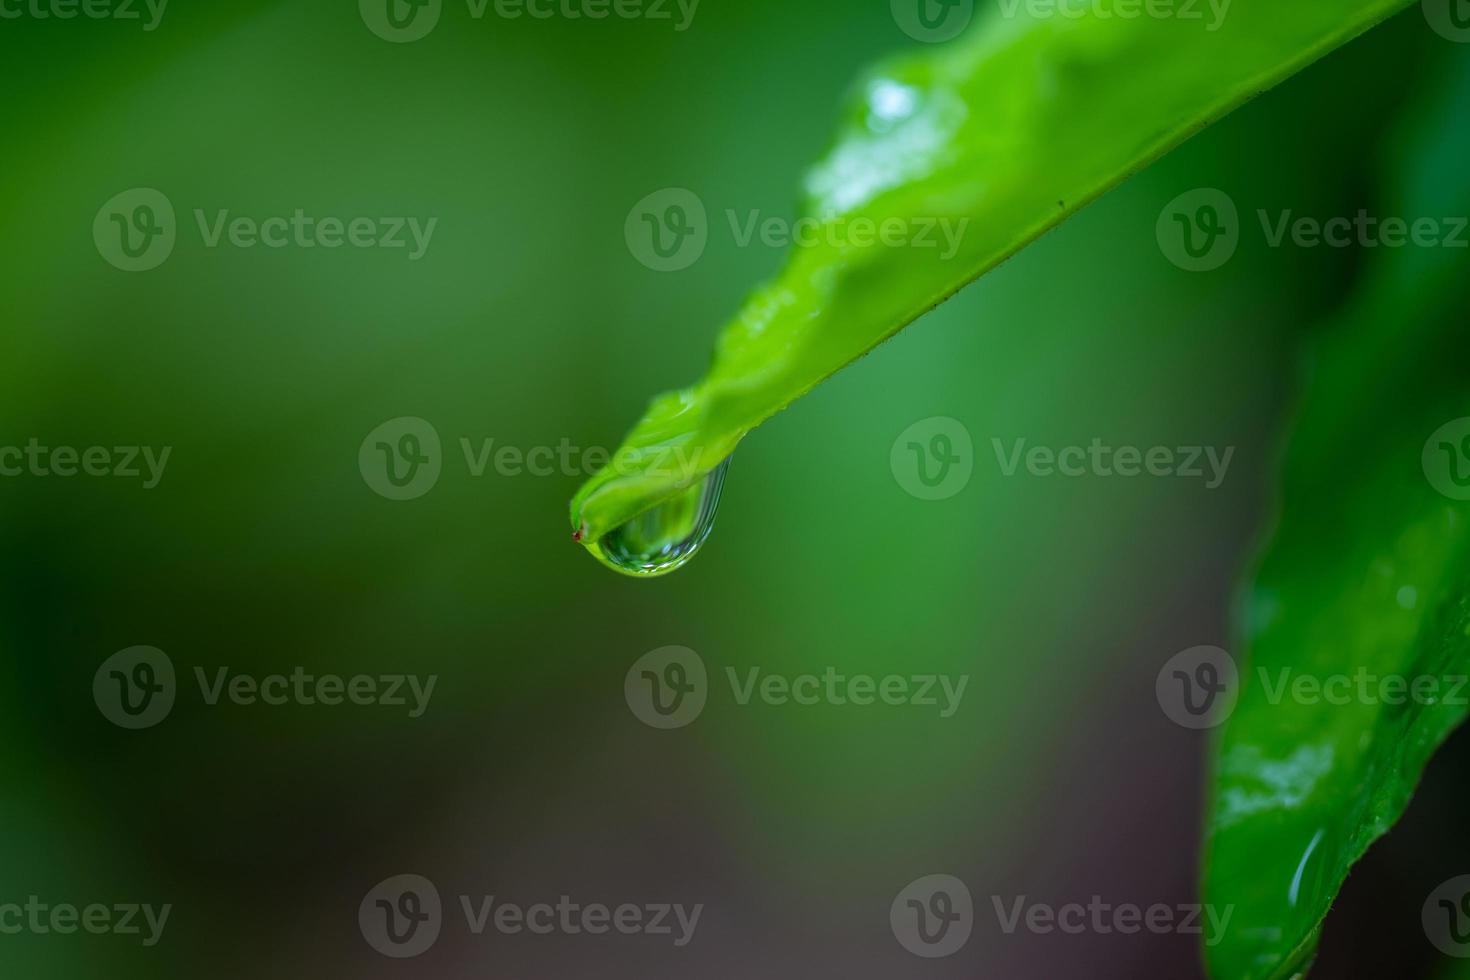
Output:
left=0, top=3, right=1465, bottom=977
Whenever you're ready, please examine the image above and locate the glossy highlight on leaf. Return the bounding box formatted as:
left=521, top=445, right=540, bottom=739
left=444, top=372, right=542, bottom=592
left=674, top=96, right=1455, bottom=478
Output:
left=571, top=0, right=1416, bottom=574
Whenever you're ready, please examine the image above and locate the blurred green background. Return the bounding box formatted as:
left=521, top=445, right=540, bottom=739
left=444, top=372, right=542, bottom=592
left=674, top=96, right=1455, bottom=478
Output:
left=1, top=2, right=1467, bottom=977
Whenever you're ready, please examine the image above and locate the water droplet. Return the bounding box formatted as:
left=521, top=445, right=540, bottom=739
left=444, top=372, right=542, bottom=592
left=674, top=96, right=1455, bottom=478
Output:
left=594, top=459, right=730, bottom=577
left=866, top=79, right=920, bottom=132
left=1397, top=585, right=1419, bottom=610
left=1287, top=828, right=1326, bottom=909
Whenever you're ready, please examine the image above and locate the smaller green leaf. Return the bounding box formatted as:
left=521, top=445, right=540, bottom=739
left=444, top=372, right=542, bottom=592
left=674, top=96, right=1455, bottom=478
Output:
left=1204, top=55, right=1470, bottom=980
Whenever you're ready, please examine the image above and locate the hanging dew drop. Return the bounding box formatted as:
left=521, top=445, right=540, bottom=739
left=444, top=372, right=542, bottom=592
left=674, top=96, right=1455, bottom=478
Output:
left=584, top=459, right=730, bottom=577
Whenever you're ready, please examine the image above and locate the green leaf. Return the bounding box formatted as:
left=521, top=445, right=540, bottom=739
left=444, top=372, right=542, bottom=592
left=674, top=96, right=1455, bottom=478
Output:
left=1203, top=55, right=1470, bottom=980
left=571, top=0, right=1415, bottom=574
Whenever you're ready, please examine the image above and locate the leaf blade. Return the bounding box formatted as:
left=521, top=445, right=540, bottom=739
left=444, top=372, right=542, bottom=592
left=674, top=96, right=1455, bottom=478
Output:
left=1204, top=52, right=1470, bottom=979
left=572, top=0, right=1416, bottom=560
